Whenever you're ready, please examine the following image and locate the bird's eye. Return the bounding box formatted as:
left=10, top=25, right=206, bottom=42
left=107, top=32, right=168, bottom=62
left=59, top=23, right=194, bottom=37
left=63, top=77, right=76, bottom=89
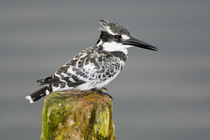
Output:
left=114, top=35, right=122, bottom=40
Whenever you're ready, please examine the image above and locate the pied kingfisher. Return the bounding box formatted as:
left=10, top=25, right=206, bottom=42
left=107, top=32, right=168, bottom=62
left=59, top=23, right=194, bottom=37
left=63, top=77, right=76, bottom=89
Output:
left=26, top=19, right=157, bottom=103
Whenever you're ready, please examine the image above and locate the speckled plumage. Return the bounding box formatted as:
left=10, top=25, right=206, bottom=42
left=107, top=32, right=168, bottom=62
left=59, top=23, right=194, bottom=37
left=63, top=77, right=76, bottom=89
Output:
left=26, top=19, right=157, bottom=103
left=38, top=45, right=127, bottom=91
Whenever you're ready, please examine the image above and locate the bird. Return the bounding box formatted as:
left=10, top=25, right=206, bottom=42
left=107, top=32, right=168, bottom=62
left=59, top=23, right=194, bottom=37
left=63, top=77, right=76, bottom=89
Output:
left=25, top=19, right=158, bottom=103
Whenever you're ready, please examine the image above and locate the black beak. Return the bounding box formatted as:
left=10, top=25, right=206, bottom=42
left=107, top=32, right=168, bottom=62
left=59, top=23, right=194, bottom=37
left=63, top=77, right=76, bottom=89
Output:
left=123, top=37, right=158, bottom=51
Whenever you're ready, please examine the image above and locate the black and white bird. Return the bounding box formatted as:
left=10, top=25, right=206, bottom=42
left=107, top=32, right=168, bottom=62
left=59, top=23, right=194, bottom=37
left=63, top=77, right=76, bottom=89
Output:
left=26, top=19, right=157, bottom=103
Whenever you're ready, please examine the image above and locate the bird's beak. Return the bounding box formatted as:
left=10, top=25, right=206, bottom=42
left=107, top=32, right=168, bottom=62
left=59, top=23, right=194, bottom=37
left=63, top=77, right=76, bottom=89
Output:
left=123, top=37, right=158, bottom=51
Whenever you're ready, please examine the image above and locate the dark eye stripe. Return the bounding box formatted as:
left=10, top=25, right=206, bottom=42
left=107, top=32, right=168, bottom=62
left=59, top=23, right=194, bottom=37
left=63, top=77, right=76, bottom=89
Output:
left=114, top=35, right=122, bottom=40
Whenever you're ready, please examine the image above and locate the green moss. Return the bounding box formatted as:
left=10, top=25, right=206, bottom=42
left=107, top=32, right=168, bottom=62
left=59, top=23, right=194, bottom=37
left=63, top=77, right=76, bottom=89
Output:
left=94, top=107, right=110, bottom=137
left=41, top=90, right=115, bottom=140
left=41, top=93, right=73, bottom=140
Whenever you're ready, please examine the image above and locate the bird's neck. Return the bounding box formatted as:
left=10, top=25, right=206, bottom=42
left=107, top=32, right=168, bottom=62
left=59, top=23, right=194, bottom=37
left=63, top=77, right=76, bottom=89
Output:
left=96, top=39, right=128, bottom=55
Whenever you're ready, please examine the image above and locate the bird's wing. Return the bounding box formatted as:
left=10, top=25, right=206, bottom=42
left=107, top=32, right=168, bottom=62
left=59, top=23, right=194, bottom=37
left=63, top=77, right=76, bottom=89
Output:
left=37, top=48, right=121, bottom=88
left=36, top=50, right=88, bottom=86
left=36, top=75, right=62, bottom=85
left=58, top=49, right=121, bottom=86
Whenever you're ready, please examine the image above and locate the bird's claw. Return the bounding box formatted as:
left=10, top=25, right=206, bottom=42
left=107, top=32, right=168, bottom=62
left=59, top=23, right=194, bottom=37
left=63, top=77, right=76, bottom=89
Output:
left=91, top=88, right=112, bottom=100
left=98, top=88, right=112, bottom=100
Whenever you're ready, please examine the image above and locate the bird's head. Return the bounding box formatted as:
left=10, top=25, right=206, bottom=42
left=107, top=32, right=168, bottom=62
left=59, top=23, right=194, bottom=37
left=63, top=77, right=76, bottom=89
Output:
left=97, top=19, right=158, bottom=53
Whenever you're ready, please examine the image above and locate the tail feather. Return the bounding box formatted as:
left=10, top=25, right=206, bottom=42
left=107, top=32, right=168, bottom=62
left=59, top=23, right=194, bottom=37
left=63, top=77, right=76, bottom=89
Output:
left=25, top=86, right=51, bottom=103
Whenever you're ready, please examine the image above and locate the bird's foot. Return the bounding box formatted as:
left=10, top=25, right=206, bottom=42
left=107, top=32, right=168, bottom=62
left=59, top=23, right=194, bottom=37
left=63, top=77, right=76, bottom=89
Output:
left=99, top=88, right=112, bottom=100
left=91, top=88, right=112, bottom=100
left=100, top=87, right=108, bottom=93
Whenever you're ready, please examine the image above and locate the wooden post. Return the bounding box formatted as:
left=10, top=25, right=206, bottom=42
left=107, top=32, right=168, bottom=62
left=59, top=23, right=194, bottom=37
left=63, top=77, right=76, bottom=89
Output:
left=41, top=90, right=115, bottom=140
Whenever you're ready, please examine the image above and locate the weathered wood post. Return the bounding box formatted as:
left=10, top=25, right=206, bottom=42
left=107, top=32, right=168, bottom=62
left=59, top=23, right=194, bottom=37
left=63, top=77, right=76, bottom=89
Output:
left=41, top=89, right=115, bottom=140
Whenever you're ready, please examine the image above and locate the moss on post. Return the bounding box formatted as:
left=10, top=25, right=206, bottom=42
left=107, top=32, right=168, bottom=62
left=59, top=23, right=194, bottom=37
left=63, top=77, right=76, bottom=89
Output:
left=41, top=90, right=115, bottom=140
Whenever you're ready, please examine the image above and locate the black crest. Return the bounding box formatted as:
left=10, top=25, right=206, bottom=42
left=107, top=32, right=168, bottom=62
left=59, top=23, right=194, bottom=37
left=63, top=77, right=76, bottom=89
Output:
left=98, top=19, right=130, bottom=36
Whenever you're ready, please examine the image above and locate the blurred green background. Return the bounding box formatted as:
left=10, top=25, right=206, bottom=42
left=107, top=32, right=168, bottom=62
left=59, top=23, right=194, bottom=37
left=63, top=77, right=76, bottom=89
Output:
left=0, top=0, right=210, bottom=139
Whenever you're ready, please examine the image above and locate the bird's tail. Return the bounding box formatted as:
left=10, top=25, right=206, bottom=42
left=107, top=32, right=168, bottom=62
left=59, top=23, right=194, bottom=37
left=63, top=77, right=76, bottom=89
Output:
left=25, top=86, right=52, bottom=103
